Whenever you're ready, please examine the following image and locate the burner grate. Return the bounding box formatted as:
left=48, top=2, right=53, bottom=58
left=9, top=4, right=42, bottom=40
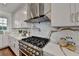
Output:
left=22, top=36, right=49, bottom=48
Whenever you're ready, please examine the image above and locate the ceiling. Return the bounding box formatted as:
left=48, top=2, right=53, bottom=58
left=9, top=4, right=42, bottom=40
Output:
left=0, top=3, right=26, bottom=13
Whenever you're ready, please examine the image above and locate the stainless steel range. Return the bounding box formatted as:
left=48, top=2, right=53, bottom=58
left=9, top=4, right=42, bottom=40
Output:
left=19, top=36, right=49, bottom=56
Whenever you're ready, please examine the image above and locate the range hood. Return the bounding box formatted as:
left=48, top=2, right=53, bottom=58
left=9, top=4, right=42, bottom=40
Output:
left=24, top=15, right=50, bottom=23
left=24, top=3, right=51, bottom=23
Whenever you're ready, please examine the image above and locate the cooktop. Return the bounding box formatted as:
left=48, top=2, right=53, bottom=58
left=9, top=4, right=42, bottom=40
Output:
left=22, top=36, right=49, bottom=48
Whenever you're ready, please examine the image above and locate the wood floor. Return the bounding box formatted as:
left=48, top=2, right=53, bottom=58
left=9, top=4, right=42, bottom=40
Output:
left=0, top=47, right=16, bottom=56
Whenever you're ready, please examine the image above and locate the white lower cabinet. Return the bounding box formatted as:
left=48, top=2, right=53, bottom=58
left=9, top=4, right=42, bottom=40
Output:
left=0, top=33, right=9, bottom=49
left=51, top=3, right=76, bottom=27
left=0, top=34, right=2, bottom=48
left=14, top=39, right=19, bottom=56
left=8, top=36, right=19, bottom=56
left=2, top=34, right=9, bottom=48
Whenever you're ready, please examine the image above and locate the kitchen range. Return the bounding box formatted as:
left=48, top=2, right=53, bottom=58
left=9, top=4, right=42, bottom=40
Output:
left=19, top=36, right=49, bottom=56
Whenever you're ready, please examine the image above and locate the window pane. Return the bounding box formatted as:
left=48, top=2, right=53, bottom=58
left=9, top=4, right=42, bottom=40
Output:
left=0, top=17, right=7, bottom=30
left=3, top=26, right=7, bottom=30
left=0, top=26, right=2, bottom=30
left=2, top=23, right=7, bottom=26
left=0, top=23, right=3, bottom=26
left=0, top=18, right=3, bottom=23
left=3, top=18, right=7, bottom=23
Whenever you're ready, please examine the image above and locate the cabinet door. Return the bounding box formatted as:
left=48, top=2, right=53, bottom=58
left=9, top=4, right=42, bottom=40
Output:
left=8, top=36, right=12, bottom=47
left=0, top=34, right=2, bottom=48
left=68, top=3, right=79, bottom=26
left=14, top=39, right=19, bottom=56
left=2, top=34, right=9, bottom=47
left=8, top=36, right=16, bottom=55
left=75, top=3, right=79, bottom=25
left=0, top=33, right=10, bottom=48
left=9, top=37, right=15, bottom=51
left=70, top=3, right=77, bottom=25
left=51, top=3, right=75, bottom=27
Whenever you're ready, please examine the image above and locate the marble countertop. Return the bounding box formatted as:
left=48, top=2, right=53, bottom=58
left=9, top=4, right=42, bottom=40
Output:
left=43, top=42, right=65, bottom=56
left=8, top=33, right=28, bottom=40
left=62, top=47, right=79, bottom=56
left=43, top=42, right=79, bottom=56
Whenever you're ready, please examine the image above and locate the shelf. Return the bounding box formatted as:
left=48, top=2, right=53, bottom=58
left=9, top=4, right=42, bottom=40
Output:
left=12, top=27, right=40, bottom=31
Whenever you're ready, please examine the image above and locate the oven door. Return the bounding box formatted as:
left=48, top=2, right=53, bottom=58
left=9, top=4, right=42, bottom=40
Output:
left=19, top=50, right=26, bottom=56
left=19, top=49, right=32, bottom=56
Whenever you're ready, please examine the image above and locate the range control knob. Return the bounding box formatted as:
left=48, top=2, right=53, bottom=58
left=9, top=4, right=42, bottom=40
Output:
left=25, top=45, right=27, bottom=48
left=35, top=52, right=40, bottom=56
left=28, top=47, right=30, bottom=50
left=29, top=48, right=33, bottom=52
left=33, top=50, right=36, bottom=53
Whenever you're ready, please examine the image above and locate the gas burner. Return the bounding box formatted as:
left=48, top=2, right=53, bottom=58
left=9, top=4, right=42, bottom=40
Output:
left=22, top=36, right=49, bottom=48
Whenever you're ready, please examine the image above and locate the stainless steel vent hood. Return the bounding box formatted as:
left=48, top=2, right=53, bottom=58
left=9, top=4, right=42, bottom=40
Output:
left=24, top=15, right=50, bottom=23
left=24, top=3, right=51, bottom=23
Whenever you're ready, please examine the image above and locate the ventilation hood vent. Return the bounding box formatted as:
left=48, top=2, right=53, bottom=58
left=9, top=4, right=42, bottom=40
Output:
left=24, top=15, right=50, bottom=23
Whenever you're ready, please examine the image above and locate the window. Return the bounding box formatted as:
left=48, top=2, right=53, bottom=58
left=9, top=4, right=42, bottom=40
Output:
left=0, top=17, right=7, bottom=31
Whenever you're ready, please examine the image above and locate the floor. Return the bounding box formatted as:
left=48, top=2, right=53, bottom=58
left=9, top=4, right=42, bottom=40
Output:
left=0, top=47, right=16, bottom=56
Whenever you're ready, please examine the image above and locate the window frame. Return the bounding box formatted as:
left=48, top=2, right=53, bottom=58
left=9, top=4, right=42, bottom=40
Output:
left=0, top=16, right=8, bottom=31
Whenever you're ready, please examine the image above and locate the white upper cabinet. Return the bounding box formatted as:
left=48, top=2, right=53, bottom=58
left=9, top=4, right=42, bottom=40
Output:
left=51, top=3, right=75, bottom=27
left=69, top=3, right=79, bottom=26
left=70, top=4, right=75, bottom=23
left=75, top=3, right=79, bottom=25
